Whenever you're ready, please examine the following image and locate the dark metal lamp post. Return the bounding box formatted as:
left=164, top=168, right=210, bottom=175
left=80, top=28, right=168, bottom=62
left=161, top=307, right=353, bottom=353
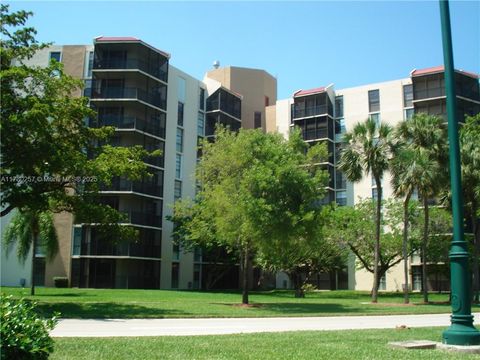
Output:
left=439, top=0, right=480, bottom=346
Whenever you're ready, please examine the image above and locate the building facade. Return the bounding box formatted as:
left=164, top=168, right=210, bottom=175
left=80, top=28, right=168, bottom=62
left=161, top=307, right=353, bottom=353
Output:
left=1, top=36, right=478, bottom=292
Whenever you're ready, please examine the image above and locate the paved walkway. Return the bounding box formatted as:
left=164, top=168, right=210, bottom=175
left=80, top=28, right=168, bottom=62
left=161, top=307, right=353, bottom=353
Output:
left=50, top=312, right=480, bottom=337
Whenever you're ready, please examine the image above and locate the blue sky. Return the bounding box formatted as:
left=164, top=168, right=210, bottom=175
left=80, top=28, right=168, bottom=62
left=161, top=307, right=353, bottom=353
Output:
left=7, top=1, right=479, bottom=99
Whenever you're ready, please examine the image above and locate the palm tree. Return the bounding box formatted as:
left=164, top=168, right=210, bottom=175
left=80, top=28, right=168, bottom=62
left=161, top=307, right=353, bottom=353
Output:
left=3, top=210, right=59, bottom=295
left=390, top=146, right=439, bottom=304
left=338, top=117, right=395, bottom=303
left=397, top=113, right=447, bottom=303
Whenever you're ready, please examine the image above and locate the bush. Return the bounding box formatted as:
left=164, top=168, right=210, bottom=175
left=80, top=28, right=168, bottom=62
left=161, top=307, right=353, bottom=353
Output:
left=1, top=295, right=58, bottom=360
left=53, top=277, right=69, bottom=288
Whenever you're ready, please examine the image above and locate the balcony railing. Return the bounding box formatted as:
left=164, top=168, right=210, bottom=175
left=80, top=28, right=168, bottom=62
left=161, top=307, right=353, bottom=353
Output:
left=94, top=59, right=168, bottom=82
left=414, top=87, right=445, bottom=100
left=122, top=210, right=162, bottom=228
left=93, top=115, right=164, bottom=138
left=101, top=178, right=162, bottom=197
left=88, top=87, right=166, bottom=110
left=293, top=105, right=330, bottom=119
left=81, top=241, right=161, bottom=258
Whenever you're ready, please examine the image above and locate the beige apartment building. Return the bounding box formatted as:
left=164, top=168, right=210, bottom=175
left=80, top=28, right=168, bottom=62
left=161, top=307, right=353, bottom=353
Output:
left=268, top=66, right=479, bottom=292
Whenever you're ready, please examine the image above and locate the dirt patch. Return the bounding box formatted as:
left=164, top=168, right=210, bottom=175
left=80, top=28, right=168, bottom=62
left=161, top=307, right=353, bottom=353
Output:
left=212, top=303, right=264, bottom=308
left=361, top=302, right=415, bottom=307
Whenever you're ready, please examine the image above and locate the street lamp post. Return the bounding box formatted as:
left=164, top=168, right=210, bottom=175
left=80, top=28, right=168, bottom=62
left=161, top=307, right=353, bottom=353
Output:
left=439, top=0, right=480, bottom=346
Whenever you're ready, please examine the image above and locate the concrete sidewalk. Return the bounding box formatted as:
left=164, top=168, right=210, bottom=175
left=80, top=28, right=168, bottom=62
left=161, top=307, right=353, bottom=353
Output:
left=50, top=312, right=480, bottom=337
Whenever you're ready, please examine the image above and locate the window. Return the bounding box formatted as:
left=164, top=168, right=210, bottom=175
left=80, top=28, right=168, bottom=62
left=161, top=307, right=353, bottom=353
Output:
left=379, top=274, right=387, bottom=291
left=175, top=154, right=182, bottom=179
left=403, top=84, right=413, bottom=107
left=368, top=89, right=380, bottom=113
left=265, top=96, right=270, bottom=107
left=171, top=262, right=179, bottom=289
left=199, top=88, right=205, bottom=111
left=404, top=108, right=414, bottom=120
left=197, top=112, right=205, bottom=136
left=177, top=77, right=186, bottom=103
left=72, top=227, right=82, bottom=255
left=369, top=113, right=381, bottom=129
left=85, top=51, right=94, bottom=78
left=49, top=51, right=61, bottom=62
left=336, top=191, right=347, bottom=206
left=177, top=102, right=184, bottom=126
left=412, top=266, right=422, bottom=291
left=176, top=128, right=183, bottom=153
left=173, top=244, right=180, bottom=261
left=254, top=111, right=262, bottom=129
left=335, top=96, right=344, bottom=118
left=193, top=264, right=201, bottom=289
left=372, top=188, right=378, bottom=200
left=194, top=247, right=202, bottom=262
left=174, top=180, right=182, bottom=201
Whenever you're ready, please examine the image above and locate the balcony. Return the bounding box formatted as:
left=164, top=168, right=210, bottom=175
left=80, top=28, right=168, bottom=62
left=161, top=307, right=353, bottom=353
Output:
left=92, top=115, right=164, bottom=138
left=413, top=87, right=445, bottom=101
left=89, top=87, right=166, bottom=110
left=93, top=59, right=168, bottom=83
left=101, top=177, right=162, bottom=198
left=122, top=210, right=161, bottom=228
left=293, top=104, right=330, bottom=119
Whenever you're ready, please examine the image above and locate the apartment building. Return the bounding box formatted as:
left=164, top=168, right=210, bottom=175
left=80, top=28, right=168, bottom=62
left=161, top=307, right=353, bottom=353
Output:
left=1, top=35, right=478, bottom=292
left=269, top=66, right=480, bottom=292
left=0, top=37, right=277, bottom=290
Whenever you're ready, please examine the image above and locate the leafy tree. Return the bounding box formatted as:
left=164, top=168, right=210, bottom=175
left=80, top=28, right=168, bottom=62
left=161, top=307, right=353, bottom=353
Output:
left=459, top=114, right=480, bottom=302
left=325, top=199, right=419, bottom=292
left=3, top=210, right=57, bottom=295
left=338, top=118, right=395, bottom=302
left=396, top=113, right=447, bottom=303
left=1, top=5, right=156, bottom=287
left=172, top=128, right=328, bottom=304
left=256, top=205, right=349, bottom=298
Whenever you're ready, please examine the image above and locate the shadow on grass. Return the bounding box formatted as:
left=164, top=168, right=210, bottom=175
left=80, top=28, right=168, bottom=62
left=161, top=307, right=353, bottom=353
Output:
left=257, top=302, right=357, bottom=314
left=36, top=302, right=188, bottom=319
left=35, top=293, right=90, bottom=298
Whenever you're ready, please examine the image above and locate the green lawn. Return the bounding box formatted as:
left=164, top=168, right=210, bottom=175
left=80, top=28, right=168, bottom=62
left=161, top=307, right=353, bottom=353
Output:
left=51, top=327, right=478, bottom=360
left=2, top=287, right=478, bottom=319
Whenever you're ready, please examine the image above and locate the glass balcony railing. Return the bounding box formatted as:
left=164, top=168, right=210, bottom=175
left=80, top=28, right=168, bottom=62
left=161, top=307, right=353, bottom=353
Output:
left=93, top=115, right=164, bottom=138
left=101, top=178, right=162, bottom=197
left=293, top=105, right=330, bottom=119
left=94, top=59, right=168, bottom=82
left=88, top=87, right=166, bottom=110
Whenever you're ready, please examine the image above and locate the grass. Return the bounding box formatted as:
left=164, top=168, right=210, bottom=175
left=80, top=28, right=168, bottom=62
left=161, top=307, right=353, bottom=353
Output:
left=51, top=327, right=479, bottom=360
left=2, top=287, right=478, bottom=319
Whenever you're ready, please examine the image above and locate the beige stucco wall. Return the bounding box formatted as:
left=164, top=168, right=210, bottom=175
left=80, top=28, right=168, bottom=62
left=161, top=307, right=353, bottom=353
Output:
left=338, top=78, right=412, bottom=291
left=205, top=66, right=277, bottom=130
left=161, top=66, right=204, bottom=289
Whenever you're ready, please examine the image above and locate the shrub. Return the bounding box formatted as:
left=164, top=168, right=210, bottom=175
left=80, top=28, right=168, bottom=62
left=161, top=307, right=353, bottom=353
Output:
left=53, top=277, right=69, bottom=288
left=0, top=295, right=58, bottom=360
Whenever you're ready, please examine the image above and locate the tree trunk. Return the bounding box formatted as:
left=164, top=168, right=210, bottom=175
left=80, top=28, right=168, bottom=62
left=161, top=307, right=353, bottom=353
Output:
left=291, top=270, right=305, bottom=298
left=241, top=245, right=249, bottom=305
left=371, top=179, right=382, bottom=303
left=472, top=205, right=479, bottom=303
left=30, top=218, right=39, bottom=296
left=422, top=197, right=429, bottom=304
left=402, top=193, right=412, bottom=304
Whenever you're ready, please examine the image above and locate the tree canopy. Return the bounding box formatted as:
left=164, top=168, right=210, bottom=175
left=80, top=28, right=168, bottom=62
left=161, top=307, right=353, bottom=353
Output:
left=171, top=127, right=331, bottom=303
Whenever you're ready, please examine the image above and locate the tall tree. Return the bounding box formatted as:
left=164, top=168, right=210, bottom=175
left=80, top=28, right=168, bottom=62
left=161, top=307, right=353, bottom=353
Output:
left=3, top=210, right=58, bottom=295
left=338, top=118, right=395, bottom=302
left=326, top=199, right=419, bottom=293
left=172, top=128, right=328, bottom=304
left=459, top=114, right=480, bottom=302
left=397, top=113, right=447, bottom=303
left=1, top=5, right=157, bottom=288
